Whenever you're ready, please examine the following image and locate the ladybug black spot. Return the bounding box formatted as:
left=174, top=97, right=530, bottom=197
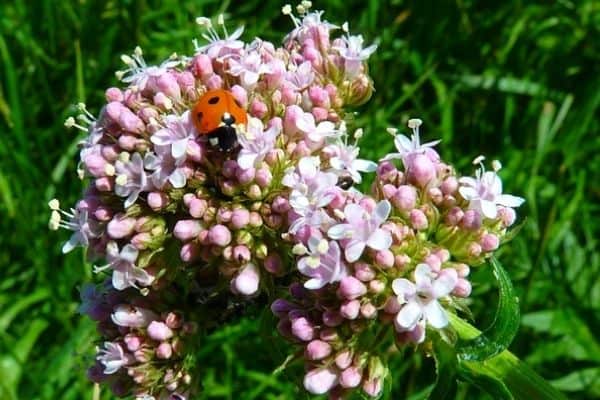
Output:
left=196, top=112, right=203, bottom=122
left=208, top=96, right=220, bottom=104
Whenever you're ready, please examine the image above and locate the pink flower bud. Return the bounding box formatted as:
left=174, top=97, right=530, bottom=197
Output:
left=247, top=184, right=262, bottom=200
left=232, top=262, right=260, bottom=295
left=216, top=208, right=232, bottom=224
left=375, top=249, right=394, bottom=268
left=461, top=209, right=482, bottom=230
left=407, top=154, right=436, bottom=187
left=189, top=198, right=207, bottom=218
left=338, top=277, right=367, bottom=300
left=369, top=280, right=385, bottom=294
left=306, top=340, right=332, bottom=360
left=180, top=242, right=200, bottom=262
left=156, top=342, right=173, bottom=359
left=358, top=197, right=377, bottom=213
left=173, top=220, right=203, bottom=241
left=429, top=187, right=443, bottom=204
left=291, top=316, right=315, bottom=341
left=255, top=168, right=272, bottom=188
left=147, top=191, right=168, bottom=210
left=425, top=254, right=442, bottom=271
left=84, top=154, right=108, bottom=177
left=209, top=224, right=232, bottom=246
left=117, top=134, right=137, bottom=151
left=281, top=86, right=298, bottom=105
left=131, top=232, right=152, bottom=250
left=187, top=139, right=204, bottom=162
left=124, top=334, right=142, bottom=352
left=498, top=206, right=517, bottom=227
left=312, top=107, right=328, bottom=121
left=229, top=208, right=249, bottom=229
left=101, top=145, right=119, bottom=161
left=271, top=196, right=290, bottom=214
left=335, top=350, right=353, bottom=369
left=340, top=300, right=360, bottom=320
left=441, top=176, right=458, bottom=195
left=230, top=85, right=248, bottom=107
left=445, top=207, right=464, bottom=225
left=362, top=378, right=383, bottom=397
left=304, top=368, right=338, bottom=395
left=360, top=303, right=377, bottom=319
left=395, top=254, right=410, bottom=269
left=205, top=74, right=223, bottom=90
left=107, top=214, right=136, bottom=239
left=481, top=233, right=500, bottom=251
left=384, top=297, right=401, bottom=314
left=382, top=184, right=397, bottom=199
left=222, top=160, right=238, bottom=178
left=271, top=299, right=295, bottom=317
left=308, top=86, right=330, bottom=108
left=453, top=278, right=472, bottom=297
left=192, top=54, right=213, bottom=77
left=392, top=185, right=417, bottom=211
left=250, top=99, right=268, bottom=118
left=468, top=242, right=482, bottom=258
left=340, top=367, right=362, bottom=388
left=156, top=73, right=180, bottom=98
left=232, top=245, right=251, bottom=262
left=165, top=312, right=183, bottom=329
left=248, top=212, right=263, bottom=228
left=118, top=108, right=145, bottom=133
left=376, top=161, right=397, bottom=182
left=354, top=262, right=375, bottom=282
left=147, top=321, right=174, bottom=341
left=105, top=87, right=123, bottom=102
left=456, top=263, right=470, bottom=277
left=264, top=254, right=284, bottom=275
left=410, top=209, right=428, bottom=230
left=236, top=167, right=255, bottom=184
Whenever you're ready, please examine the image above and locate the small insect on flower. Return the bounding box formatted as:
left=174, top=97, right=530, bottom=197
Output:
left=192, top=89, right=248, bottom=151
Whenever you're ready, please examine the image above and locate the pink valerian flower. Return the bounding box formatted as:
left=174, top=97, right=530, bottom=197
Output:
left=381, top=119, right=440, bottom=166
left=296, top=236, right=348, bottom=289
left=333, top=33, right=377, bottom=78
left=194, top=17, right=245, bottom=60
left=303, top=367, right=339, bottom=395
left=115, top=152, right=150, bottom=208
left=237, top=117, right=281, bottom=170
left=458, top=161, right=525, bottom=219
left=117, top=47, right=182, bottom=90
left=144, top=145, right=188, bottom=189
left=96, top=341, right=134, bottom=374
left=227, top=50, right=273, bottom=89
left=48, top=200, right=102, bottom=254
left=284, top=8, right=338, bottom=47
left=111, top=304, right=158, bottom=328
left=286, top=61, right=315, bottom=91
left=150, top=111, right=197, bottom=162
left=325, top=139, right=377, bottom=184
left=94, top=241, right=154, bottom=290
left=283, top=157, right=338, bottom=233
left=327, top=200, right=392, bottom=262
left=294, top=110, right=338, bottom=143
left=392, top=264, right=458, bottom=340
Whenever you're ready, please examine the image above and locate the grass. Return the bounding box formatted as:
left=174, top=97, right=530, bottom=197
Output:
left=0, top=0, right=599, bottom=398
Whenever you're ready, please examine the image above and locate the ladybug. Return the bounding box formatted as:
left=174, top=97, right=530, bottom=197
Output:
left=192, top=89, right=248, bottom=152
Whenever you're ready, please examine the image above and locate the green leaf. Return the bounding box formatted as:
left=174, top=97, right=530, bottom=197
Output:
left=549, top=367, right=600, bottom=396
left=457, top=256, right=520, bottom=361
left=428, top=337, right=458, bottom=400
left=451, top=315, right=568, bottom=400
left=458, top=362, right=514, bottom=399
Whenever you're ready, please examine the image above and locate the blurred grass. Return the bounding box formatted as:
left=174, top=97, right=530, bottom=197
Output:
left=1, top=0, right=599, bottom=399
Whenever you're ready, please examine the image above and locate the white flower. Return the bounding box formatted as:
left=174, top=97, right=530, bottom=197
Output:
left=326, top=141, right=377, bottom=184
left=381, top=121, right=440, bottom=165
left=117, top=47, right=181, bottom=90
left=458, top=163, right=525, bottom=219
left=237, top=117, right=281, bottom=169
left=297, top=237, right=348, bottom=289
left=333, top=34, right=377, bottom=78
left=327, top=200, right=392, bottom=262
left=96, top=342, right=133, bottom=374
left=227, top=50, right=272, bottom=89
left=193, top=17, right=245, bottom=60
left=48, top=199, right=101, bottom=253
left=94, top=242, right=154, bottom=290
left=150, top=111, right=196, bottom=162
left=115, top=152, right=150, bottom=208
left=392, top=264, right=458, bottom=338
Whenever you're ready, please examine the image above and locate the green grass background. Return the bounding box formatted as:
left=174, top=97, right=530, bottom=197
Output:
left=1, top=0, right=599, bottom=399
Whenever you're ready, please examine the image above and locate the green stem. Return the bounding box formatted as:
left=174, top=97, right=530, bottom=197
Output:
left=450, top=314, right=567, bottom=400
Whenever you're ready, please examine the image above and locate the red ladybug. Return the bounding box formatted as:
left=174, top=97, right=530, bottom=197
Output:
left=192, top=89, right=248, bottom=151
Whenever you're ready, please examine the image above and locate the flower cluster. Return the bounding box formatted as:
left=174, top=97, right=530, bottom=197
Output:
left=51, top=3, right=524, bottom=399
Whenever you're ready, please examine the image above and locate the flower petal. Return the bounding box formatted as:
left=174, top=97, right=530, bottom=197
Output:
left=344, top=240, right=365, bottom=262
left=395, top=301, right=422, bottom=329
left=366, top=228, right=392, bottom=251
left=496, top=194, right=525, bottom=208
left=392, top=278, right=416, bottom=298
left=423, top=300, right=449, bottom=329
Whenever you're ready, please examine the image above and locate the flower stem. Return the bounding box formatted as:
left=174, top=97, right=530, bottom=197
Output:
left=450, top=314, right=567, bottom=400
